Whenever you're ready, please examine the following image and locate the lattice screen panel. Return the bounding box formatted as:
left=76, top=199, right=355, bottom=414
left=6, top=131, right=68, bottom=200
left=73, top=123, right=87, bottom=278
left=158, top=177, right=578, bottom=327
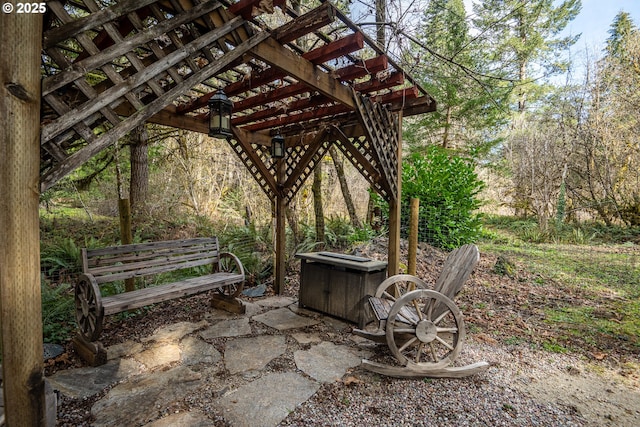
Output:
left=40, top=0, right=256, bottom=191
left=353, top=93, right=399, bottom=200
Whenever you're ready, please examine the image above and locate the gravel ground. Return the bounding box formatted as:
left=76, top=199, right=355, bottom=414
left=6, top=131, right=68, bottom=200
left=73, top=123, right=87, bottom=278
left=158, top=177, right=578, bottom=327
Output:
left=279, top=338, right=635, bottom=427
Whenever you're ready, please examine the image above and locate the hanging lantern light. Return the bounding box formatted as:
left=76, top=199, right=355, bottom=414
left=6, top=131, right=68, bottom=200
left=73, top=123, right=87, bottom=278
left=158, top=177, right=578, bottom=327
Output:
left=271, top=134, right=285, bottom=158
left=208, top=89, right=233, bottom=139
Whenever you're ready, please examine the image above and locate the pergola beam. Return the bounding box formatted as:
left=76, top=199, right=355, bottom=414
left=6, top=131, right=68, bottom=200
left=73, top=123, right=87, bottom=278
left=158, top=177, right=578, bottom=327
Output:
left=250, top=37, right=355, bottom=109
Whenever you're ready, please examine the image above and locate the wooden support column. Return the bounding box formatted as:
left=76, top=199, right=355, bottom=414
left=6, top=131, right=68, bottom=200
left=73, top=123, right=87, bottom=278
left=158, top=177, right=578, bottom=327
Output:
left=0, top=10, right=47, bottom=427
left=408, top=198, right=419, bottom=276
left=274, top=158, right=286, bottom=294
left=118, top=198, right=135, bottom=292
left=387, top=112, right=402, bottom=275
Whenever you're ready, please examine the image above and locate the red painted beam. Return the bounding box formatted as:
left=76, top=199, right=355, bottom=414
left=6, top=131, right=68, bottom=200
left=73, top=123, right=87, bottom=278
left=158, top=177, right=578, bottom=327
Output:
left=228, top=0, right=286, bottom=20
left=373, top=87, right=419, bottom=104
left=233, top=82, right=309, bottom=112
left=240, top=103, right=351, bottom=132
left=334, top=55, right=388, bottom=82
left=232, top=94, right=330, bottom=126
left=354, top=72, right=404, bottom=94
left=302, top=32, right=364, bottom=65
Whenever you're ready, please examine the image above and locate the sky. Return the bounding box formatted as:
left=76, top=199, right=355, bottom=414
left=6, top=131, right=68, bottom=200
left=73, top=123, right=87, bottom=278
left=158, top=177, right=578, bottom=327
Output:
left=562, top=0, right=640, bottom=49
left=461, top=1, right=640, bottom=49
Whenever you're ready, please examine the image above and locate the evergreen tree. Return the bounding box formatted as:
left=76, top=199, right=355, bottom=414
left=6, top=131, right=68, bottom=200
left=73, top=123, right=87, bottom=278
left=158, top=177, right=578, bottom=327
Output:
left=472, top=0, right=581, bottom=113
left=405, top=0, right=511, bottom=155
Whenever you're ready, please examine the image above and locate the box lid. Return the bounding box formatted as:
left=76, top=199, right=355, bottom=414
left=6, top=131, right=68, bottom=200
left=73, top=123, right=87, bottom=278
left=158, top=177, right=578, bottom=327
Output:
left=295, top=252, right=387, bottom=272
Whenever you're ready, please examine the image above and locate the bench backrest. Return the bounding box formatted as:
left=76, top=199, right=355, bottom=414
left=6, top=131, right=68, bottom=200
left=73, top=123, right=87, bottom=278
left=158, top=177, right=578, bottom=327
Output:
left=434, top=244, right=480, bottom=301
left=82, top=237, right=220, bottom=285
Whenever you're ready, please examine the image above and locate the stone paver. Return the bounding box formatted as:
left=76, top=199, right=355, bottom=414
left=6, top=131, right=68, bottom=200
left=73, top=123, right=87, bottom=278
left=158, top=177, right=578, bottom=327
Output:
left=218, top=372, right=320, bottom=427
left=143, top=410, right=213, bottom=427
left=252, top=307, right=320, bottom=330
left=141, top=320, right=208, bottom=343
left=224, top=335, right=286, bottom=374
left=48, top=358, right=142, bottom=398
left=255, top=296, right=296, bottom=308
left=294, top=341, right=369, bottom=383
left=200, top=317, right=251, bottom=339
left=134, top=343, right=181, bottom=370
left=107, top=340, right=143, bottom=360
left=180, top=336, right=222, bottom=366
left=291, top=331, right=323, bottom=344
left=49, top=298, right=370, bottom=426
left=91, top=365, right=203, bottom=427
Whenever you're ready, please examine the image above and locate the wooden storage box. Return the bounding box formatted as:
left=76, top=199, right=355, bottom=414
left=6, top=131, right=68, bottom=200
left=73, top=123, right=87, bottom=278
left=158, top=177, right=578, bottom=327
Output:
left=296, top=252, right=387, bottom=328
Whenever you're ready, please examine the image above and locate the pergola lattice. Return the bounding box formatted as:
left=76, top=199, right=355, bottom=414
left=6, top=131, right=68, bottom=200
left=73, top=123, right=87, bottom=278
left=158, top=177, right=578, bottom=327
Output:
left=40, top=0, right=435, bottom=201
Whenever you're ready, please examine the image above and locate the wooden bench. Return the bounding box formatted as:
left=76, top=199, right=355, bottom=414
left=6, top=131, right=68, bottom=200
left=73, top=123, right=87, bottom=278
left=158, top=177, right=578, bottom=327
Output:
left=74, top=237, right=245, bottom=350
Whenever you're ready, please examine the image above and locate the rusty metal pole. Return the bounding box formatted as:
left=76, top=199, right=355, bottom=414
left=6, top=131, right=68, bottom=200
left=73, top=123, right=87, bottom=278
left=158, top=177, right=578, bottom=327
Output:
left=0, top=7, right=46, bottom=426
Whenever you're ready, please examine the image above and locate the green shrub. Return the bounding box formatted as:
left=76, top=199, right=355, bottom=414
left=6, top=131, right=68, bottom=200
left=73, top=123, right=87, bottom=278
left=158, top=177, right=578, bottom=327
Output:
left=219, top=223, right=273, bottom=285
left=41, top=281, right=75, bottom=344
left=402, top=147, right=485, bottom=249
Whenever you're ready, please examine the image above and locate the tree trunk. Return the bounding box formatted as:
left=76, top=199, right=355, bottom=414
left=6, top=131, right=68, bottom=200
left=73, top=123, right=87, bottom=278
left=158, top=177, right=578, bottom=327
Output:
left=129, top=125, right=149, bottom=216
left=286, top=197, right=301, bottom=248
left=442, top=105, right=452, bottom=148
left=312, top=161, right=325, bottom=246
left=329, top=145, right=361, bottom=228
left=375, top=0, right=386, bottom=48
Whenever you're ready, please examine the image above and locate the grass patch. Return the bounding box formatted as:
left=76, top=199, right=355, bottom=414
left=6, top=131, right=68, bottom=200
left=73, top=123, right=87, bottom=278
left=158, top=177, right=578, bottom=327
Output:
left=480, top=216, right=639, bottom=354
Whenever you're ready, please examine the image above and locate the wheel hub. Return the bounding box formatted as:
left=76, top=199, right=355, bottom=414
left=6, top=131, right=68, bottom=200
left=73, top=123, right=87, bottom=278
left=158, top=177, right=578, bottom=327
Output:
left=415, top=320, right=437, bottom=343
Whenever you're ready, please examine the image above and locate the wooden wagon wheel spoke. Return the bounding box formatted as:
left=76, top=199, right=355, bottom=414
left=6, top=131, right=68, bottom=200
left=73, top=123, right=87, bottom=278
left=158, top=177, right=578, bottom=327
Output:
left=432, top=310, right=450, bottom=325
left=434, top=335, right=455, bottom=351
left=75, top=274, right=104, bottom=342
left=415, top=342, right=427, bottom=364
left=386, top=289, right=465, bottom=367
left=437, top=327, right=459, bottom=333
left=393, top=327, right=417, bottom=334
left=397, top=337, right=419, bottom=353
left=429, top=342, right=439, bottom=362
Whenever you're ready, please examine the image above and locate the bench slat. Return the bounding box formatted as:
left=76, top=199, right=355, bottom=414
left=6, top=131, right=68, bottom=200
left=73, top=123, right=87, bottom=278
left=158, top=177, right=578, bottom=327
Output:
left=102, top=272, right=243, bottom=315
left=94, top=257, right=217, bottom=284
left=369, top=296, right=420, bottom=324
left=85, top=237, right=218, bottom=258
left=87, top=245, right=219, bottom=269
left=88, top=249, right=219, bottom=276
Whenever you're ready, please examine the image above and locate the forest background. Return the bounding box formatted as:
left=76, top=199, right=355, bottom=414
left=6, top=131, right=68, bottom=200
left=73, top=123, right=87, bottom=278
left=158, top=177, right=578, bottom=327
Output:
left=40, top=0, right=639, bottom=358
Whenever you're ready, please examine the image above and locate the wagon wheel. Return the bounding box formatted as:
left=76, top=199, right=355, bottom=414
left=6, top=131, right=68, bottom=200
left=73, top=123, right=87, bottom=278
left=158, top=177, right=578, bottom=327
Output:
left=214, top=252, right=245, bottom=298
left=386, top=289, right=465, bottom=368
left=374, top=274, right=428, bottom=300
left=75, top=274, right=104, bottom=341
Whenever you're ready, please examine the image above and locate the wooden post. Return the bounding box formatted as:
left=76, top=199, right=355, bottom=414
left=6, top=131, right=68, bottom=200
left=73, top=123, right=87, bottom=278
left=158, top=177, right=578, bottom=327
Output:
left=0, top=10, right=47, bottom=427
left=408, top=198, right=419, bottom=276
left=118, top=198, right=135, bottom=292
left=274, top=158, right=286, bottom=294
left=387, top=111, right=403, bottom=275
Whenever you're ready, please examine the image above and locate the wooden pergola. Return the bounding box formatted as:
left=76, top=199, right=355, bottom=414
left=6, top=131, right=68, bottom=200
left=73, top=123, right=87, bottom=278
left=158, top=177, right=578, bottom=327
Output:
left=1, top=0, right=434, bottom=424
